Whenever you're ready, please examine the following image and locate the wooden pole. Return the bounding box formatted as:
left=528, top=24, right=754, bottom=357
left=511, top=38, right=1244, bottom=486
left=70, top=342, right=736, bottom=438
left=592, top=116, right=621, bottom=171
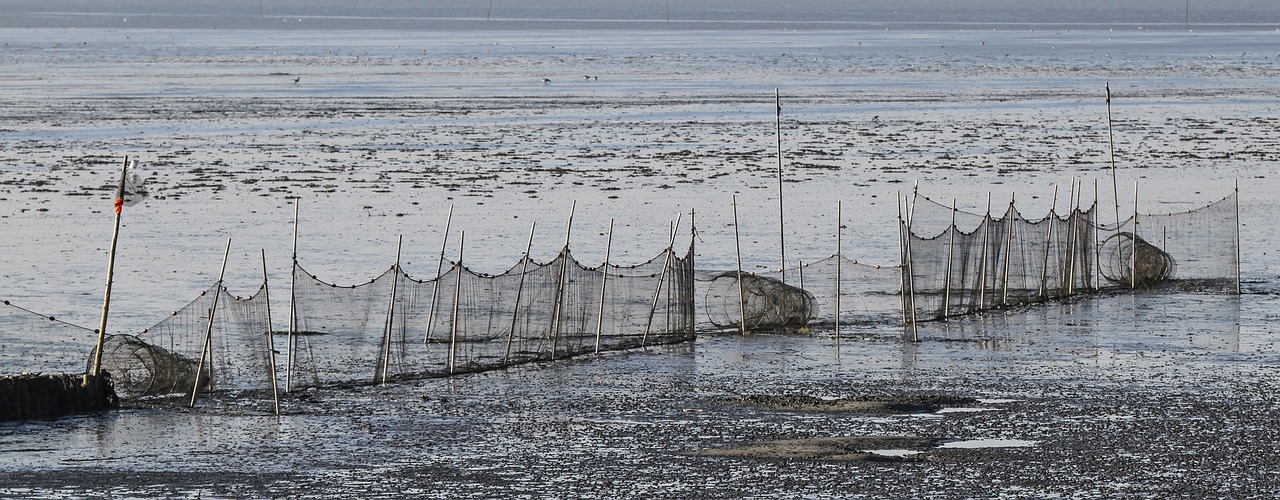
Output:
left=1063, top=180, right=1075, bottom=295
left=644, top=214, right=681, bottom=345
left=1235, top=179, right=1242, bottom=294
left=261, top=249, right=280, bottom=416
left=978, top=192, right=992, bottom=311
left=943, top=199, right=957, bottom=318
left=1040, top=186, right=1059, bottom=300
left=897, top=191, right=908, bottom=327
left=190, top=238, right=232, bottom=408
left=905, top=188, right=919, bottom=341
left=286, top=199, right=299, bottom=393
left=1002, top=194, right=1016, bottom=305
left=449, top=231, right=465, bottom=375
left=549, top=201, right=576, bottom=360
left=732, top=196, right=747, bottom=335
left=380, top=236, right=403, bottom=385
left=1132, top=181, right=1139, bottom=290
left=90, top=157, right=130, bottom=380
left=835, top=201, right=842, bottom=344
left=595, top=219, right=614, bottom=354
left=425, top=205, right=454, bottom=345
left=776, top=88, right=787, bottom=285
left=1094, top=180, right=1102, bottom=290
left=504, top=222, right=536, bottom=365
left=1106, top=83, right=1122, bottom=233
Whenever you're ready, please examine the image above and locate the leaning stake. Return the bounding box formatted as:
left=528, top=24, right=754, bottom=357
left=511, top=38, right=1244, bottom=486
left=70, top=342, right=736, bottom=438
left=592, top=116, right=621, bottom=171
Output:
left=90, top=157, right=130, bottom=381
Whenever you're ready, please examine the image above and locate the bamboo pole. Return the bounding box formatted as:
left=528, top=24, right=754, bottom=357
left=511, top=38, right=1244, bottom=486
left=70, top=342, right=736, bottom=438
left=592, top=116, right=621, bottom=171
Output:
left=504, top=222, right=537, bottom=364
left=90, top=157, right=130, bottom=381
left=1094, top=180, right=1101, bottom=290
left=1064, top=179, right=1077, bottom=295
left=1040, top=186, right=1059, bottom=300
left=424, top=205, right=454, bottom=345
left=449, top=231, right=465, bottom=375
left=1002, top=194, right=1016, bottom=305
left=594, top=219, right=614, bottom=354
left=943, top=199, right=957, bottom=318
left=1106, top=83, right=1122, bottom=233
left=644, top=214, right=681, bottom=345
left=835, top=201, right=842, bottom=344
left=1132, top=181, right=1139, bottom=290
left=732, top=196, right=747, bottom=335
left=190, top=238, right=232, bottom=408
left=286, top=200, right=299, bottom=393
left=1235, top=179, right=1242, bottom=294
left=380, top=236, right=403, bottom=385
left=905, top=188, right=919, bottom=341
left=978, top=193, right=992, bottom=311
left=776, top=88, right=787, bottom=285
left=549, top=201, right=576, bottom=360
left=261, top=249, right=280, bottom=416
left=897, top=192, right=908, bottom=327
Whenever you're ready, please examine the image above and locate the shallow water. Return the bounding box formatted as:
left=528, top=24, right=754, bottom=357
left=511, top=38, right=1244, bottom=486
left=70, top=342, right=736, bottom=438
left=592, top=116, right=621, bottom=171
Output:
left=3, top=26, right=1280, bottom=497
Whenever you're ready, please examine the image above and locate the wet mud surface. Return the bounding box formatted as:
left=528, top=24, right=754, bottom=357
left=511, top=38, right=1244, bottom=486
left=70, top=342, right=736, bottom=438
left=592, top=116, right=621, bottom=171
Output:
left=3, top=28, right=1280, bottom=497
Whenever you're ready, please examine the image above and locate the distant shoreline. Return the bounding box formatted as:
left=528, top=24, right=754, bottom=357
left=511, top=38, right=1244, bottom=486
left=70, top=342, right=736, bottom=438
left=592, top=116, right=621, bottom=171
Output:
left=3, top=15, right=1279, bottom=32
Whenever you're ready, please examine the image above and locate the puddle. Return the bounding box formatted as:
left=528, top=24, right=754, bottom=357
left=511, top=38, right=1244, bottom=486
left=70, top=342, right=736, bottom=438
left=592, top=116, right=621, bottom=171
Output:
left=939, top=439, right=1037, bottom=449
left=866, top=449, right=922, bottom=458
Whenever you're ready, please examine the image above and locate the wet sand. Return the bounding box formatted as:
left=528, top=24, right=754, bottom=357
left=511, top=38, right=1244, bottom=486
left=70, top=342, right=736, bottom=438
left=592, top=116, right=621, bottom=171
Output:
left=2, top=28, right=1280, bottom=497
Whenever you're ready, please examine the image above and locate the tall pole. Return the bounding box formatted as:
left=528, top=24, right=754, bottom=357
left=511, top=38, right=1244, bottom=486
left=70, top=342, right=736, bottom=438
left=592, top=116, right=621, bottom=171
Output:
left=90, top=157, right=130, bottom=380
left=978, top=192, right=992, bottom=311
left=190, top=238, right=232, bottom=408
left=1132, top=181, right=1139, bottom=290
left=1002, top=194, right=1016, bottom=305
left=737, top=198, right=747, bottom=335
left=549, top=201, right=576, bottom=360
left=380, top=236, right=403, bottom=385
left=1106, top=83, right=1122, bottom=233
left=776, top=88, right=787, bottom=284
left=1040, top=186, right=1059, bottom=300
left=595, top=219, right=614, bottom=354
left=897, top=191, right=908, bottom=326
left=644, top=214, right=681, bottom=345
left=732, top=196, right=747, bottom=335
left=261, top=249, right=280, bottom=416
left=905, top=190, right=919, bottom=341
left=286, top=199, right=300, bottom=392
left=425, top=205, right=454, bottom=345
left=943, top=199, right=957, bottom=318
left=1094, top=180, right=1102, bottom=290
left=504, top=222, right=536, bottom=364
left=1235, top=179, right=1242, bottom=294
left=835, top=201, right=842, bottom=344
left=449, top=231, right=465, bottom=375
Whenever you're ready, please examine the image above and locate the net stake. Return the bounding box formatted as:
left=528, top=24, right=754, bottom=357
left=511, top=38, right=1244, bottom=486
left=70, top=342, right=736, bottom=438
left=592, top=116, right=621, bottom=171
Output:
left=89, top=157, right=130, bottom=381
left=190, top=238, right=232, bottom=408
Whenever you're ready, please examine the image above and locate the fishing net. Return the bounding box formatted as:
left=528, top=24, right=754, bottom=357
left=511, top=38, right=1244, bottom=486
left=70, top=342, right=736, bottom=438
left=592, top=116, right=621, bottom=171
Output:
left=903, top=189, right=1239, bottom=322
left=285, top=245, right=695, bottom=389
left=905, top=196, right=1096, bottom=322
left=0, top=300, right=97, bottom=375
left=785, top=256, right=905, bottom=328
left=1122, top=191, right=1239, bottom=291
left=106, top=282, right=276, bottom=400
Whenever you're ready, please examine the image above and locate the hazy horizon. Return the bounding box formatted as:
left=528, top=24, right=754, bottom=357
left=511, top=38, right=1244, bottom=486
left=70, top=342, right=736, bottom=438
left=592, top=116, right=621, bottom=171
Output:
left=3, top=0, right=1278, bottom=30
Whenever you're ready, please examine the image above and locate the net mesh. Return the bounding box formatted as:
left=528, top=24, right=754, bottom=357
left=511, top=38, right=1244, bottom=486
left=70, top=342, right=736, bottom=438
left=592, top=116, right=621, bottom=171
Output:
left=902, top=189, right=1239, bottom=322
left=286, top=245, right=695, bottom=389
left=97, top=283, right=276, bottom=400
left=0, top=300, right=97, bottom=375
